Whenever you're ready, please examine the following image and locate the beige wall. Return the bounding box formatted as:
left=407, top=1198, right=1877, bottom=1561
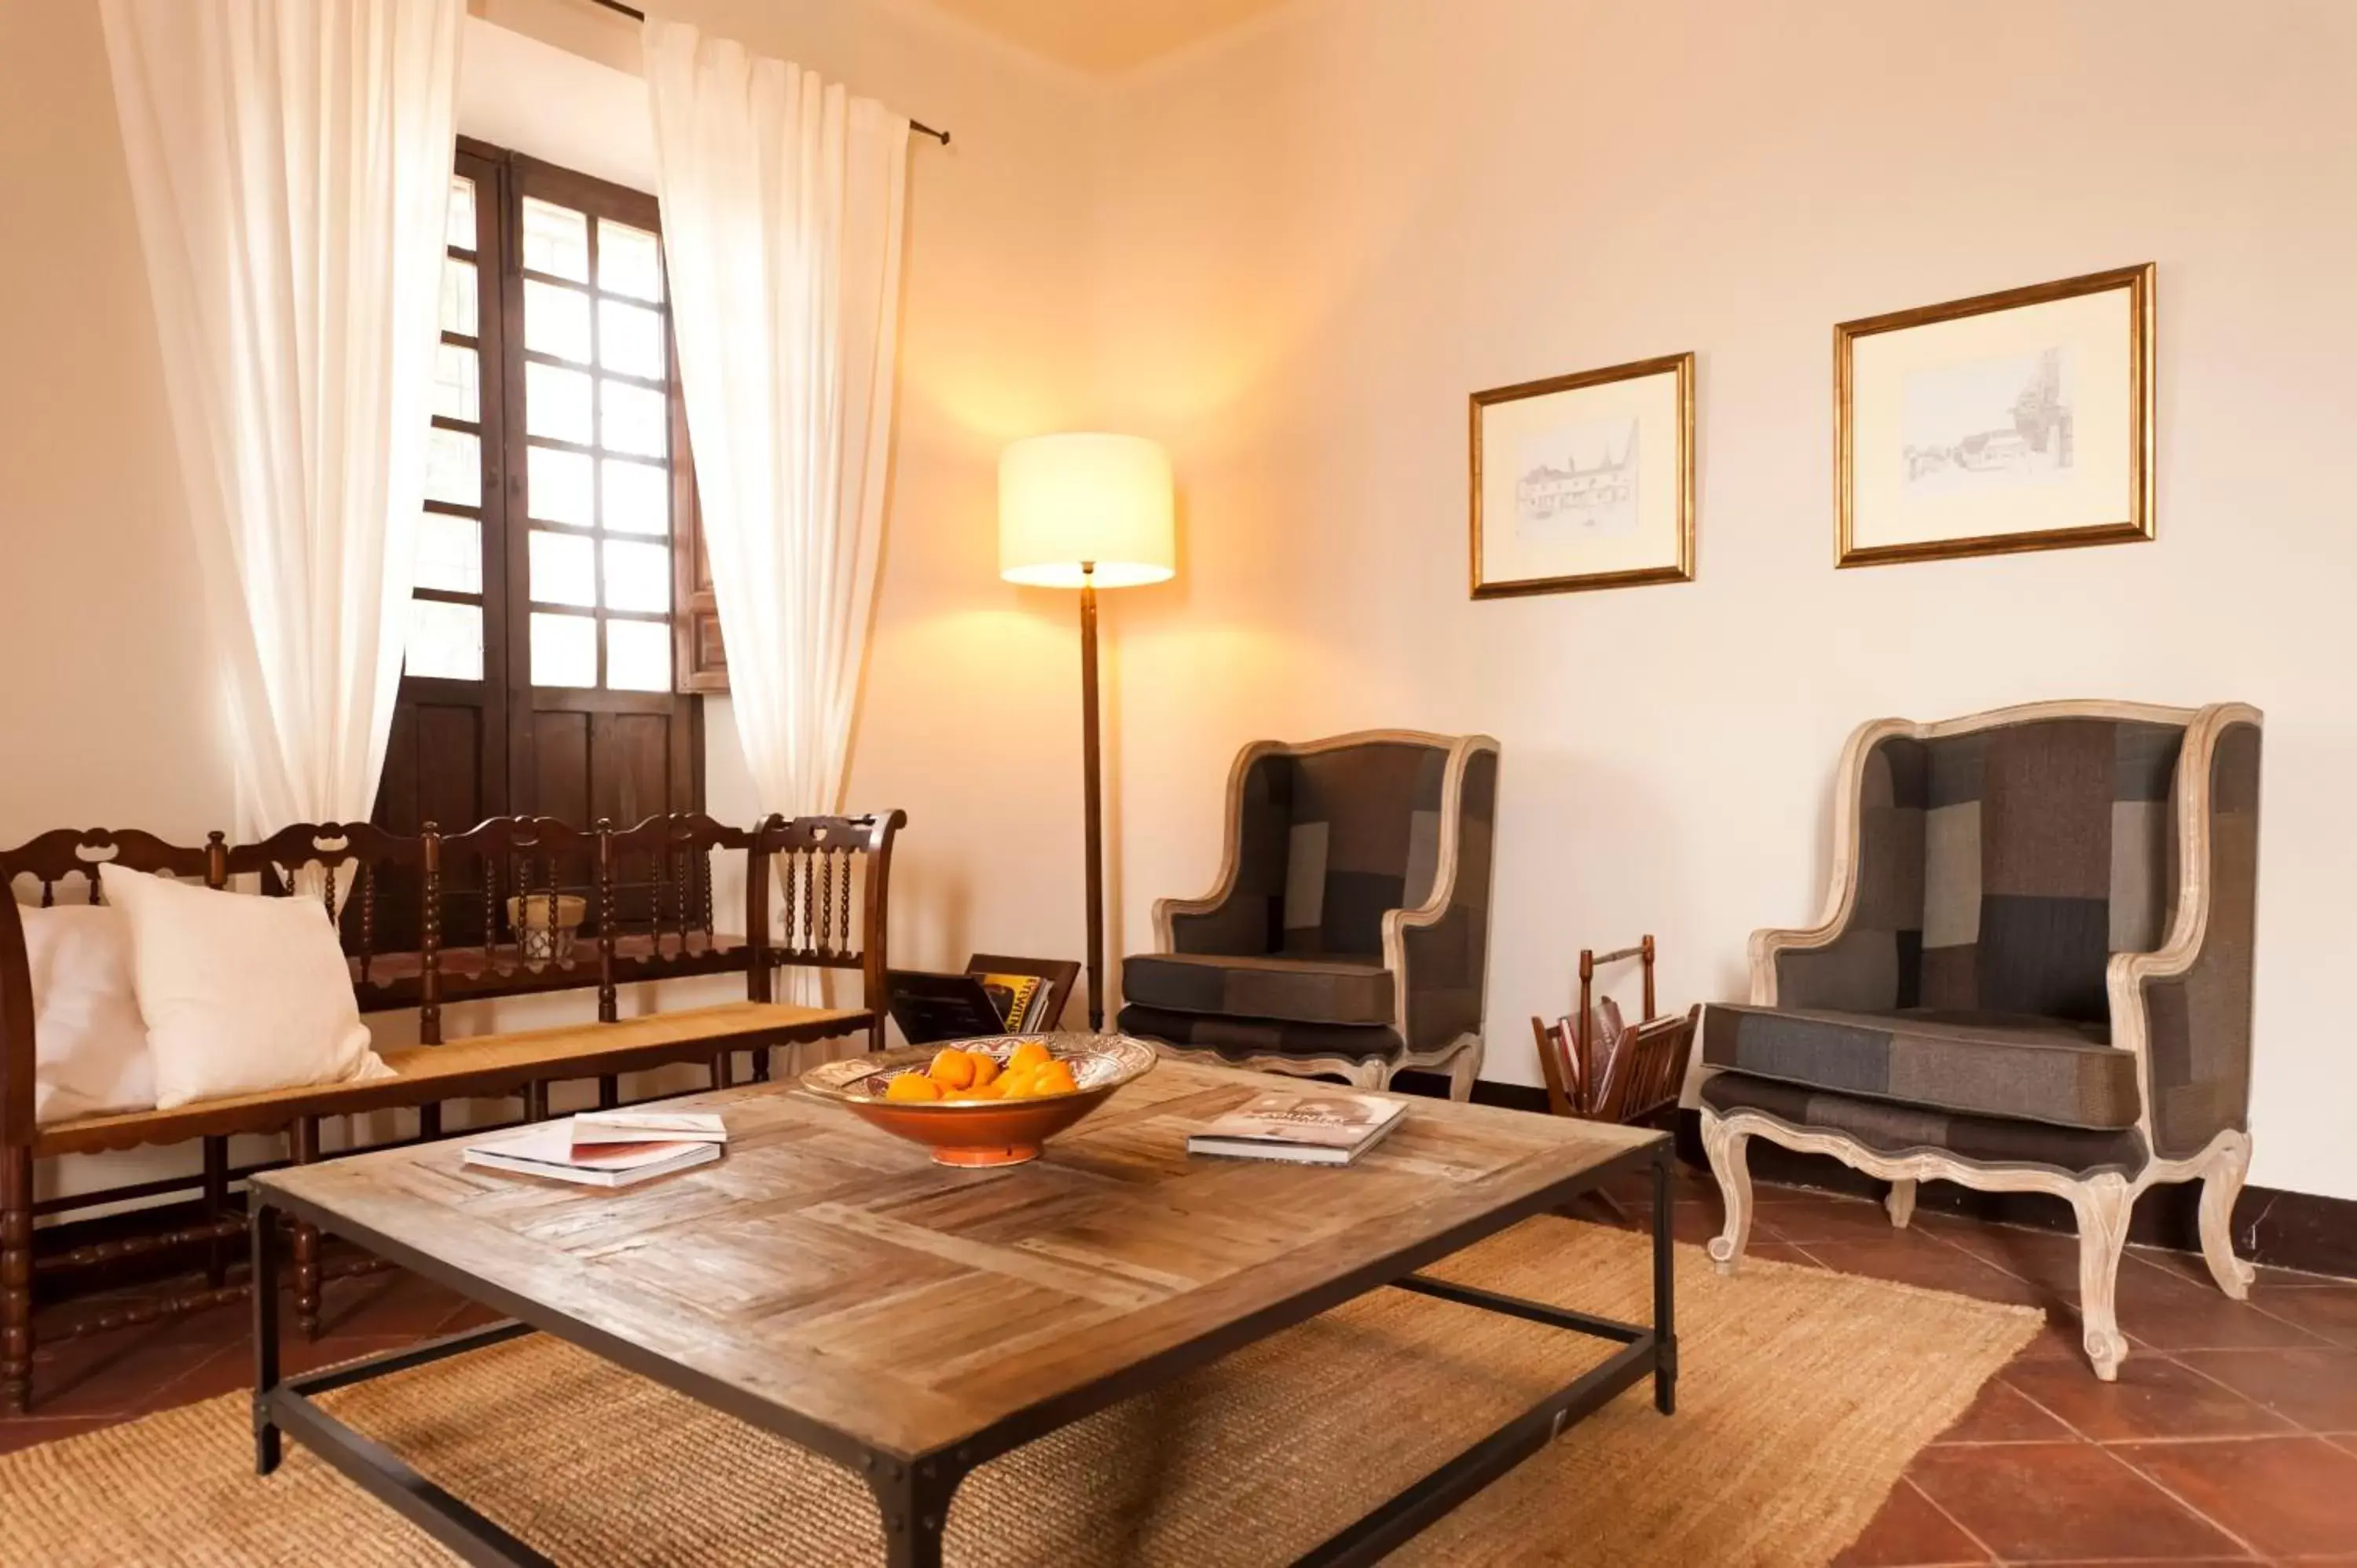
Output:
left=1091, top=0, right=2357, bottom=1198
left=0, top=5, right=235, bottom=841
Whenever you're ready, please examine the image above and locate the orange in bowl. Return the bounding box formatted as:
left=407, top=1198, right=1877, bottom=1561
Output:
left=802, top=1035, right=1157, bottom=1167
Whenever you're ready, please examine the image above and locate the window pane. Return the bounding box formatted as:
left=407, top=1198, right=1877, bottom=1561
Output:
left=530, top=611, right=598, bottom=687
left=524, top=280, right=592, bottom=365
left=526, top=361, right=594, bottom=445
left=424, top=427, right=480, bottom=507
left=598, top=219, right=662, bottom=302
left=413, top=512, right=482, bottom=595
left=599, top=378, right=667, bottom=458
left=431, top=341, right=478, bottom=423
left=521, top=196, right=589, bottom=281
left=528, top=529, right=597, bottom=607
left=439, top=258, right=478, bottom=337
left=446, top=175, right=476, bottom=252
left=598, top=299, right=665, bottom=379
left=603, top=539, right=670, bottom=613
left=606, top=618, right=670, bottom=692
left=405, top=598, right=482, bottom=681
left=601, top=458, right=669, bottom=537
left=527, top=445, right=595, bottom=526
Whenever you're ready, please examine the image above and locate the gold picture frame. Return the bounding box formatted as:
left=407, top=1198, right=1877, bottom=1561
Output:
left=1470, top=351, right=1695, bottom=599
left=1836, top=263, right=2154, bottom=568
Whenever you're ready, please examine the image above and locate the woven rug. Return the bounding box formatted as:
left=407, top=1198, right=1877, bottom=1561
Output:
left=0, top=1218, right=2037, bottom=1566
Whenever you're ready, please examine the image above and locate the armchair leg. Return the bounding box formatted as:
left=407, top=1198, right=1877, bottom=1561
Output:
left=2069, top=1172, right=2133, bottom=1382
left=1885, top=1178, right=1917, bottom=1229
left=1699, top=1110, right=1753, bottom=1275
left=1355, top=1060, right=1391, bottom=1092
left=2198, top=1130, right=2257, bottom=1300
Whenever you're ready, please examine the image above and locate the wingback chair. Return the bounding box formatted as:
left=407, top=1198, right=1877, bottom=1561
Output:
left=1118, top=731, right=1500, bottom=1099
left=1700, top=700, right=2262, bottom=1380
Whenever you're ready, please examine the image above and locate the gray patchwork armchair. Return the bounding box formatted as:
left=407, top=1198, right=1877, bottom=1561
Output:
left=1118, top=731, right=1499, bottom=1099
left=1701, top=700, right=2262, bottom=1380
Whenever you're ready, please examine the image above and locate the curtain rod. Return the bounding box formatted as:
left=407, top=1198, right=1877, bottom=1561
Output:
left=583, top=0, right=951, bottom=145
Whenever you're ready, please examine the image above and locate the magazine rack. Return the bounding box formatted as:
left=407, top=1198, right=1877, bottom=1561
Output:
left=1530, top=934, right=1698, bottom=1128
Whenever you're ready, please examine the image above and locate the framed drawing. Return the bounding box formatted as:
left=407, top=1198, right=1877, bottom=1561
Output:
left=1837, top=263, right=2154, bottom=568
left=1469, top=351, right=1694, bottom=598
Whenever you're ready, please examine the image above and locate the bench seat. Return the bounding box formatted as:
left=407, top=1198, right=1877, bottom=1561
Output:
left=35, top=1001, right=867, bottom=1158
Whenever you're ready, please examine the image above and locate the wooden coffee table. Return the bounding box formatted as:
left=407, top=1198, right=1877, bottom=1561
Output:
left=248, top=1061, right=1675, bottom=1566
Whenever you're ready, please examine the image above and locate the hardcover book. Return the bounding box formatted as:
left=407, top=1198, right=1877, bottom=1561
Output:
left=464, top=1123, right=720, bottom=1189
left=1185, top=1091, right=1407, bottom=1166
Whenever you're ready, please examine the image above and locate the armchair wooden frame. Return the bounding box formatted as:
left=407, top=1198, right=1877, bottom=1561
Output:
left=1151, top=728, right=1497, bottom=1099
left=1699, top=698, right=2260, bottom=1382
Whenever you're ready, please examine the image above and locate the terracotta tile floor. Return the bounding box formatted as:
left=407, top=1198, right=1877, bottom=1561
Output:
left=2, top=1171, right=2352, bottom=1564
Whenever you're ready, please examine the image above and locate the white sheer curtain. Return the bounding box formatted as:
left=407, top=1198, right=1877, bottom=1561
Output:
left=643, top=21, right=909, bottom=1006
left=100, top=0, right=463, bottom=839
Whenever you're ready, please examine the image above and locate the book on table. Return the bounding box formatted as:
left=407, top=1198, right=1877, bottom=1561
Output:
left=570, top=1111, right=728, bottom=1147
left=464, top=1121, right=721, bottom=1188
left=1185, top=1090, right=1407, bottom=1166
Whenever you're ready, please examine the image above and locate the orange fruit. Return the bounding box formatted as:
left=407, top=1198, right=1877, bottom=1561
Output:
left=1006, top=1040, right=1052, bottom=1073
left=927, top=1048, right=977, bottom=1090
left=883, top=1072, right=943, bottom=1103
left=1027, top=1061, right=1079, bottom=1097
left=965, top=1050, right=1001, bottom=1088
left=947, top=1082, right=1003, bottom=1102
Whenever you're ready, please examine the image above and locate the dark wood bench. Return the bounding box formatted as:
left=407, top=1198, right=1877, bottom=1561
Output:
left=0, top=808, right=904, bottom=1413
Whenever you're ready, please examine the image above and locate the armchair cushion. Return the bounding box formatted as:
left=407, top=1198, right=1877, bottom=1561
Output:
left=1702, top=1002, right=2140, bottom=1130
left=1122, top=952, right=1394, bottom=1027
left=1114, top=1002, right=1400, bottom=1064
left=1700, top=1072, right=2147, bottom=1178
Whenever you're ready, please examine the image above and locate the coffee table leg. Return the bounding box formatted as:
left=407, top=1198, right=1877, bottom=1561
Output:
left=252, top=1200, right=282, bottom=1476
left=871, top=1455, right=962, bottom=1568
left=1651, top=1146, right=1678, bottom=1416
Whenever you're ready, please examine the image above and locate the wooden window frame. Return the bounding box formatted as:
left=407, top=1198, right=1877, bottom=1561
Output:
left=379, top=138, right=714, bottom=842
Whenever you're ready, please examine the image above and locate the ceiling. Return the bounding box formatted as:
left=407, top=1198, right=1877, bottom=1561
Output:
left=917, top=0, right=1294, bottom=73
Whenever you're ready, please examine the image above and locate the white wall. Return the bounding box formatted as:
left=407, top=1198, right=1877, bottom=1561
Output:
left=1089, top=0, right=2357, bottom=1197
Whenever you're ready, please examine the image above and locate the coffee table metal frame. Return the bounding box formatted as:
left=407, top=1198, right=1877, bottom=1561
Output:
left=250, top=1138, right=1676, bottom=1568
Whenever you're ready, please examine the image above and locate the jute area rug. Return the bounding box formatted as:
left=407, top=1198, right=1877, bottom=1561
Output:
left=0, top=1218, right=2036, bottom=1566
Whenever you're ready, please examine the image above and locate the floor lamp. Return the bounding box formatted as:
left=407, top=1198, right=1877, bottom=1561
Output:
left=999, top=434, right=1176, bottom=1031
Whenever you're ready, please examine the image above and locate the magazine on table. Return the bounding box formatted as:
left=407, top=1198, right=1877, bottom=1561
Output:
left=464, top=1121, right=720, bottom=1189
left=570, top=1111, right=728, bottom=1148
left=1186, top=1090, right=1406, bottom=1166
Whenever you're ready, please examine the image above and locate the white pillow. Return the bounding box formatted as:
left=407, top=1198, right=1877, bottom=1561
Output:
left=98, top=863, right=393, bottom=1109
left=20, top=903, right=156, bottom=1125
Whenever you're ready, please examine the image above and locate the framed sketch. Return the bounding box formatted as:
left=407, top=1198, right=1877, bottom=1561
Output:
left=1469, top=351, right=1694, bottom=598
left=1837, top=263, right=2154, bottom=567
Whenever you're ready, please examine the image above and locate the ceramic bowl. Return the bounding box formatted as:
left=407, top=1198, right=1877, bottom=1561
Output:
left=800, top=1033, right=1157, bottom=1167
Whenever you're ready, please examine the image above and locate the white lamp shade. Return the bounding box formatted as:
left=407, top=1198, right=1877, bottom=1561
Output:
left=999, top=433, right=1176, bottom=588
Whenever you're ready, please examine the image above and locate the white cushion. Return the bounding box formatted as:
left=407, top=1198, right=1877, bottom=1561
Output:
left=21, top=903, right=156, bottom=1126
left=98, top=864, right=392, bottom=1109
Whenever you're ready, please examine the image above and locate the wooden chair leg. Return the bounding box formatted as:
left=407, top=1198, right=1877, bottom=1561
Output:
left=1700, top=1110, right=1754, bottom=1275
left=289, top=1118, right=322, bottom=1343
left=1885, top=1178, right=1918, bottom=1229
left=419, top=1102, right=442, bottom=1141
left=597, top=1075, right=620, bottom=1111
left=2, top=1145, right=33, bottom=1416
left=750, top=1048, right=772, bottom=1084
left=2069, top=1172, right=2134, bottom=1382
left=2198, top=1130, right=2258, bottom=1300
left=201, top=1136, right=229, bottom=1289
left=524, top=1082, right=550, bottom=1123
left=711, top=1052, right=731, bottom=1090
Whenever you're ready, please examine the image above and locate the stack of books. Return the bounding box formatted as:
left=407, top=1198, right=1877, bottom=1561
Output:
left=463, top=1110, right=728, bottom=1188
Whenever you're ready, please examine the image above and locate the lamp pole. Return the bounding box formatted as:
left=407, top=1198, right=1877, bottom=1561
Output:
left=1078, top=562, right=1105, bottom=1031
